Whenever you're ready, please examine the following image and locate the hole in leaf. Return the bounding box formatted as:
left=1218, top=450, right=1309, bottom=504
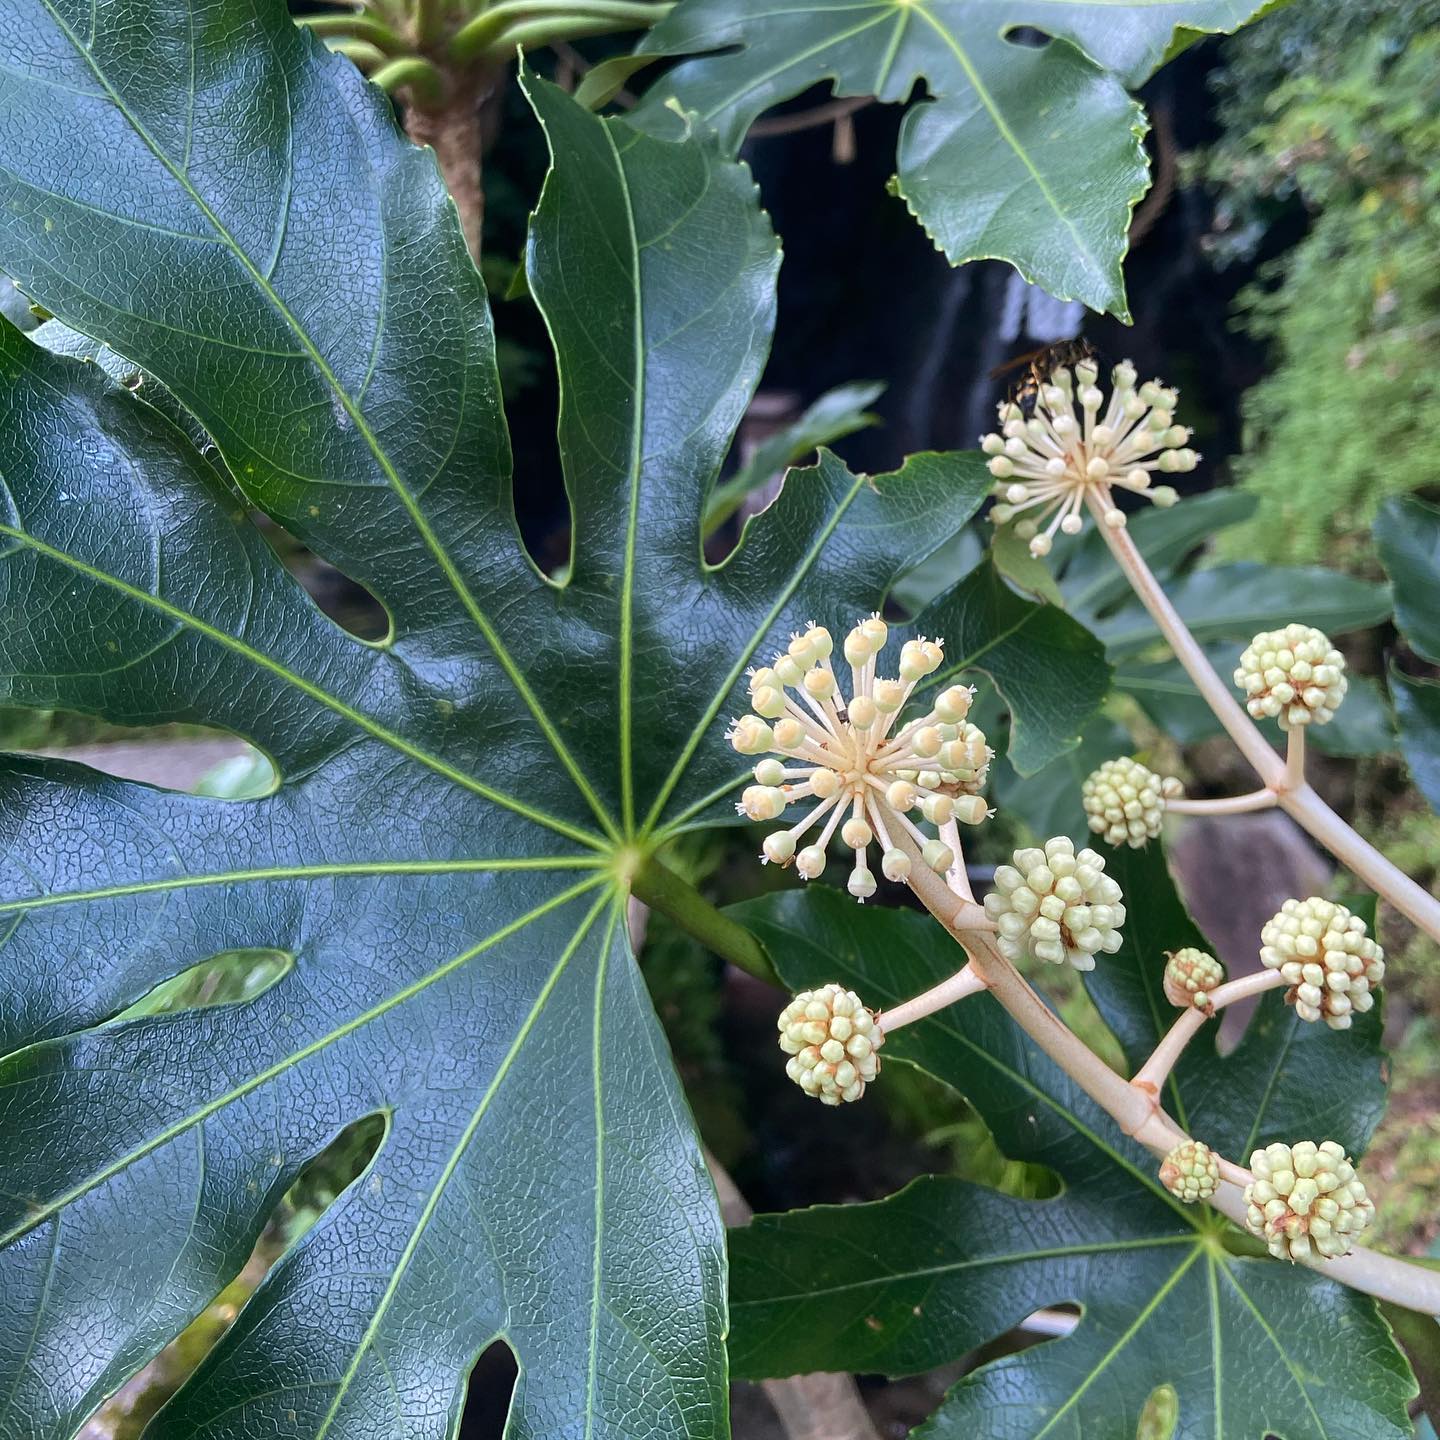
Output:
left=2, top=707, right=276, bottom=797
left=1000, top=24, right=1051, bottom=48
left=106, top=948, right=294, bottom=1024
left=250, top=512, right=394, bottom=643
left=78, top=1112, right=388, bottom=1437
left=459, top=1338, right=521, bottom=1439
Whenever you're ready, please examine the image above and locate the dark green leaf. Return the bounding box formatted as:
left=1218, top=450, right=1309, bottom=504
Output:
left=989, top=714, right=1133, bottom=842
left=1090, top=563, right=1392, bottom=658
left=1375, top=495, right=1440, bottom=665
left=912, top=557, right=1112, bottom=775
left=729, top=880, right=1410, bottom=1436
left=1392, top=666, right=1440, bottom=815
left=631, top=0, right=1271, bottom=316
left=703, top=379, right=885, bottom=536
left=0, top=15, right=987, bottom=1431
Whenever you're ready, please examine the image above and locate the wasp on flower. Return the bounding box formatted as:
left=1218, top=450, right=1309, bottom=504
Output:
left=726, top=616, right=993, bottom=901
left=981, top=356, right=1198, bottom=557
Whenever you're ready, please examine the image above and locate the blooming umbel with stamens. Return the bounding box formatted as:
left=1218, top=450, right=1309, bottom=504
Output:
left=982, top=836, right=1125, bottom=971
left=981, top=358, right=1197, bottom=557
left=1260, top=897, right=1384, bottom=1030
left=1081, top=756, right=1184, bottom=849
left=1163, top=948, right=1225, bottom=1011
left=1244, top=1141, right=1374, bottom=1261
left=777, top=984, right=883, bottom=1104
left=1235, top=624, right=1348, bottom=729
left=727, top=617, right=993, bottom=900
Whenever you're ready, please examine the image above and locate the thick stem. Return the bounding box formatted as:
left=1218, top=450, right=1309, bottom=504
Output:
left=888, top=823, right=1440, bottom=1314
left=449, top=0, right=671, bottom=60
left=1285, top=725, right=1306, bottom=793
left=1089, top=497, right=1285, bottom=792
left=631, top=855, right=780, bottom=986
left=403, top=85, right=490, bottom=260
left=1092, top=495, right=1440, bottom=944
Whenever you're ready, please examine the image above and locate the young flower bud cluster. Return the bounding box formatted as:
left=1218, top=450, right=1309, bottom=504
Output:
left=982, top=836, right=1125, bottom=971
left=1081, top=756, right=1184, bottom=849
left=1234, top=624, right=1348, bottom=729
left=1260, top=897, right=1384, bottom=1030
left=777, top=984, right=883, bottom=1104
left=980, top=358, right=1196, bottom=557
left=1243, top=1141, right=1374, bottom=1261
left=1162, top=948, right=1226, bottom=1012
left=727, top=617, right=994, bottom=900
left=1159, top=1140, right=1220, bottom=1203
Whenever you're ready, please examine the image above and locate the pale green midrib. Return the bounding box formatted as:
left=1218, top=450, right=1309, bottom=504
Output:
left=1030, top=1247, right=1200, bottom=1440
left=1239, top=1017, right=1296, bottom=1159
left=0, top=874, right=607, bottom=1248
left=735, top=1233, right=1194, bottom=1308
left=605, top=117, right=646, bottom=837
left=0, top=857, right=605, bottom=915
left=584, top=906, right=618, bottom=1439
left=919, top=607, right=1037, bottom=695
left=0, top=521, right=605, bottom=851
left=312, top=893, right=611, bottom=1440
left=1218, top=1263, right=1332, bottom=1437
left=1207, top=1255, right=1223, bottom=1433
left=32, top=0, right=619, bottom=844
left=909, top=7, right=1104, bottom=281
left=643, top=470, right=869, bottom=836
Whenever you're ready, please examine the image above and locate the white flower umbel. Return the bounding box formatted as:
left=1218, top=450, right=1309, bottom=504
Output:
left=1234, top=624, right=1348, bottom=730
left=1081, top=756, right=1184, bottom=849
left=726, top=618, right=993, bottom=900
left=1244, top=1141, right=1375, bottom=1261
left=777, top=984, right=883, bottom=1104
left=1260, top=897, right=1384, bottom=1030
left=981, top=358, right=1197, bottom=558
left=982, top=836, right=1125, bottom=971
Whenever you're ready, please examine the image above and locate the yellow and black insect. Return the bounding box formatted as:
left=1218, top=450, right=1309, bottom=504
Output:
left=991, top=339, right=1098, bottom=419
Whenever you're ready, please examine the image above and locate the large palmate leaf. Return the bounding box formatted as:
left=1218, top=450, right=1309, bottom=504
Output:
left=627, top=0, right=1270, bottom=317
left=728, top=843, right=1410, bottom=1438
left=0, top=3, right=1044, bottom=1429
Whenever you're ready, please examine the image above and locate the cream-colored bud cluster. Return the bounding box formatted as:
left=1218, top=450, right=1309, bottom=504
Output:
left=1259, top=897, right=1384, bottom=1030
left=726, top=616, right=994, bottom=901
left=1081, top=756, right=1184, bottom=849
left=777, top=984, right=883, bottom=1104
left=1159, top=1140, right=1220, bottom=1203
left=980, top=358, right=1196, bottom=558
left=982, top=836, right=1125, bottom=972
left=1234, top=624, right=1347, bottom=730
left=1162, top=948, right=1225, bottom=1012
left=1244, top=1141, right=1374, bottom=1261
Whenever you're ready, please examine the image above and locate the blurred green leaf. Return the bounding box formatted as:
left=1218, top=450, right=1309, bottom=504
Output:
left=1376, top=495, right=1440, bottom=666
left=1392, top=667, right=1440, bottom=815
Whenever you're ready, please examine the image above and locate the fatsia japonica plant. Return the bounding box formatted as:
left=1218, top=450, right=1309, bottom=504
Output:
left=1, top=0, right=1439, bottom=1437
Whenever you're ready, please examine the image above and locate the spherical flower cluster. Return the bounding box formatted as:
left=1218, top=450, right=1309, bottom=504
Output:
left=1260, top=897, right=1384, bottom=1031
left=727, top=618, right=994, bottom=900
left=982, top=836, right=1125, bottom=972
left=981, top=358, right=1196, bottom=557
left=1162, top=948, right=1226, bottom=1012
left=1081, top=756, right=1184, bottom=849
left=1159, top=1140, right=1220, bottom=1203
left=1234, top=624, right=1347, bottom=730
left=1244, top=1141, right=1374, bottom=1261
left=777, top=984, right=883, bottom=1104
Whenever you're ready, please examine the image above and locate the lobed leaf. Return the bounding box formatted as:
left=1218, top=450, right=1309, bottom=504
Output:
left=0, top=6, right=997, bottom=1432
left=630, top=0, right=1272, bottom=316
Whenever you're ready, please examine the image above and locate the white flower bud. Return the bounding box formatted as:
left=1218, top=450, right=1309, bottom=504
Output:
left=778, top=984, right=883, bottom=1104
left=1234, top=624, right=1347, bottom=729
